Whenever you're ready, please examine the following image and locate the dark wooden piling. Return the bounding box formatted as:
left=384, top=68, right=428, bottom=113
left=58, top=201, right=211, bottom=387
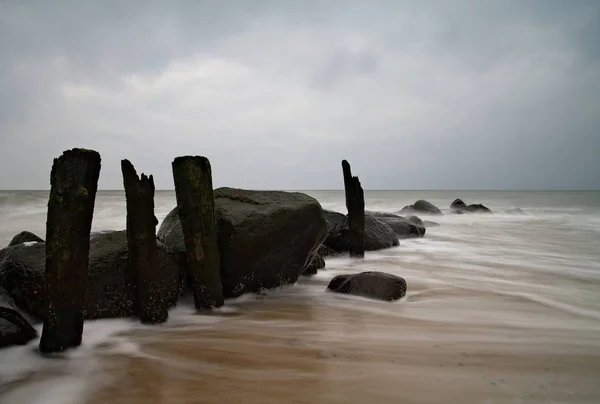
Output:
left=342, top=160, right=365, bottom=257
left=121, top=159, right=167, bottom=324
left=39, top=148, right=101, bottom=354
left=172, top=156, right=223, bottom=311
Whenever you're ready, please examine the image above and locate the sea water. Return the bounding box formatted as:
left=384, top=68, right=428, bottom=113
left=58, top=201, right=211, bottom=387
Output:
left=1, top=190, right=599, bottom=403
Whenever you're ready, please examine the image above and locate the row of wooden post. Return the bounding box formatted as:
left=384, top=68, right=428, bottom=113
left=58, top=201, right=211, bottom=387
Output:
left=39, top=150, right=224, bottom=354
left=38, top=149, right=365, bottom=354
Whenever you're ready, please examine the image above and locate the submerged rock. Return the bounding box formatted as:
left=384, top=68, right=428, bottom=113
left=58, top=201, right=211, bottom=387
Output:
left=1, top=287, right=37, bottom=349
left=0, top=231, right=185, bottom=321
left=8, top=231, right=43, bottom=247
left=399, top=200, right=443, bottom=216
left=506, top=208, right=526, bottom=215
left=327, top=271, right=407, bottom=302
left=322, top=210, right=399, bottom=253
left=303, top=254, right=326, bottom=276
left=158, top=188, right=328, bottom=298
left=367, top=211, right=425, bottom=238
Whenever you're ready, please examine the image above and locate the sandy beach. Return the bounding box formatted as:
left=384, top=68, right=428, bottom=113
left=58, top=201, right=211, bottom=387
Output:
left=86, top=294, right=600, bottom=404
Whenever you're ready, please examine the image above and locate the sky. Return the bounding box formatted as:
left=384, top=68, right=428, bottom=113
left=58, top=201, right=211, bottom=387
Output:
left=0, top=0, right=599, bottom=190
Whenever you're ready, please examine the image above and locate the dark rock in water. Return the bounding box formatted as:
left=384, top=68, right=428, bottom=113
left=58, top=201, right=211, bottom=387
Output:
left=464, top=203, right=493, bottom=214
left=506, top=208, right=526, bottom=215
left=399, top=200, right=443, bottom=216
left=327, top=271, right=407, bottom=302
left=450, top=198, right=467, bottom=210
left=449, top=199, right=493, bottom=214
left=317, top=244, right=339, bottom=257
left=8, top=231, right=43, bottom=247
left=407, top=215, right=423, bottom=226
left=158, top=188, right=328, bottom=298
left=0, top=231, right=185, bottom=321
left=322, top=210, right=399, bottom=252
left=1, top=287, right=38, bottom=348
left=367, top=211, right=425, bottom=238
left=422, top=220, right=440, bottom=227
left=303, top=254, right=325, bottom=276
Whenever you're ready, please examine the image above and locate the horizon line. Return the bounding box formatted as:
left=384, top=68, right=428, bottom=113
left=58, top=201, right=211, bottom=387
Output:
left=1, top=188, right=599, bottom=192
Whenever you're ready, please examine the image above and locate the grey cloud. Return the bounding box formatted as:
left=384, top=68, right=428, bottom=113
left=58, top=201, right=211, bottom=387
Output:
left=0, top=0, right=599, bottom=190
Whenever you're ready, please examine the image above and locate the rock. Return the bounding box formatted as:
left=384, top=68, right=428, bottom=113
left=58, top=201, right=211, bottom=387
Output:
left=322, top=210, right=399, bottom=252
left=506, top=208, right=526, bottom=215
left=327, top=271, right=407, bottom=302
left=450, top=198, right=467, bottom=210
left=464, top=203, right=493, bottom=214
left=8, top=231, right=43, bottom=247
left=399, top=200, right=443, bottom=216
left=449, top=199, right=493, bottom=214
left=367, top=211, right=425, bottom=238
left=158, top=188, right=329, bottom=298
left=317, top=244, right=339, bottom=257
left=0, top=231, right=185, bottom=321
left=422, top=220, right=440, bottom=227
left=1, top=287, right=38, bottom=349
left=407, top=215, right=423, bottom=226
left=303, top=254, right=325, bottom=276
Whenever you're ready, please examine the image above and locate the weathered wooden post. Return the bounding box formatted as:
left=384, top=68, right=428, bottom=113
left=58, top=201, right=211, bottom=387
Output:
left=342, top=159, right=365, bottom=258
left=172, top=156, right=223, bottom=311
left=39, top=148, right=101, bottom=354
left=121, top=159, right=167, bottom=324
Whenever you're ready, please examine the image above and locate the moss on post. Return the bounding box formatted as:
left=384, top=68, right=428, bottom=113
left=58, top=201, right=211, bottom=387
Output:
left=39, top=148, right=101, bottom=354
left=121, top=159, right=167, bottom=324
left=342, top=159, right=365, bottom=258
left=172, top=156, right=223, bottom=311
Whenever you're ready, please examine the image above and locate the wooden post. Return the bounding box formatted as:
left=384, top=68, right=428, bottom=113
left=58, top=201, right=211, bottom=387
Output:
left=172, top=156, right=223, bottom=311
left=121, top=159, right=167, bottom=324
left=342, top=160, right=365, bottom=257
left=39, top=148, right=101, bottom=354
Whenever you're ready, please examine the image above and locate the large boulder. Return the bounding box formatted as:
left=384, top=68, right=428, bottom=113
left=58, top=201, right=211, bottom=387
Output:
left=1, top=287, right=38, bottom=349
left=367, top=211, right=425, bottom=238
left=327, top=271, right=407, bottom=302
left=8, top=231, right=43, bottom=247
left=0, top=231, right=185, bottom=321
left=158, top=188, right=329, bottom=298
left=399, top=200, right=443, bottom=216
left=322, top=210, right=399, bottom=253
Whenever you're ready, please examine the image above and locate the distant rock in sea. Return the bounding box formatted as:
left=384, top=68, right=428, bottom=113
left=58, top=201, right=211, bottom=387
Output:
left=449, top=198, right=493, bottom=214
left=399, top=200, right=443, bottom=216
left=506, top=208, right=526, bottom=215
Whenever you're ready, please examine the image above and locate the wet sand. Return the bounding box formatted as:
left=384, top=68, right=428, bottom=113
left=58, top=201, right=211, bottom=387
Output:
left=80, top=292, right=600, bottom=404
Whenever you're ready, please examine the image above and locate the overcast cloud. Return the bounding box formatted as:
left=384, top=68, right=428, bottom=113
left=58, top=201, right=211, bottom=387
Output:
left=1, top=0, right=599, bottom=190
